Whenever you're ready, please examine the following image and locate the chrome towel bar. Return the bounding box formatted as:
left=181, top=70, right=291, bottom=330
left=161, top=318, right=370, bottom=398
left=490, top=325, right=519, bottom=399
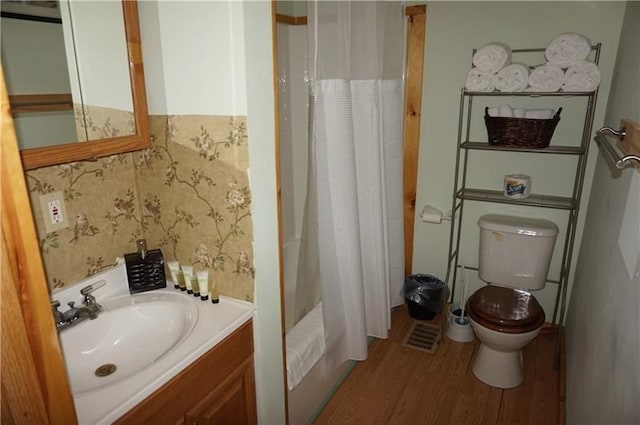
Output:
left=595, top=126, right=640, bottom=171
left=618, top=154, right=640, bottom=169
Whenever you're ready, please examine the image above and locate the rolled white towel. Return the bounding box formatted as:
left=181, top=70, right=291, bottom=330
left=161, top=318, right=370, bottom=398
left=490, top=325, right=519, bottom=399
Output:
left=498, top=104, right=513, bottom=118
left=472, top=42, right=511, bottom=73
left=563, top=61, right=601, bottom=92
left=545, top=33, right=592, bottom=68
left=495, top=63, right=529, bottom=92
left=525, top=109, right=555, bottom=119
left=527, top=64, right=565, bottom=92
left=487, top=107, right=500, bottom=117
left=465, top=68, right=496, bottom=92
left=513, top=108, right=526, bottom=118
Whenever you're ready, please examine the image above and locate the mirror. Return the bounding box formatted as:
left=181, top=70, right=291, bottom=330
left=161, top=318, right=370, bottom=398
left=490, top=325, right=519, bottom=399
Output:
left=1, top=0, right=149, bottom=171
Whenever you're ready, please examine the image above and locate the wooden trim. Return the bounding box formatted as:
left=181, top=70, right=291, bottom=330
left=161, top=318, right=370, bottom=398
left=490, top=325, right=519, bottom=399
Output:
left=2, top=233, right=49, bottom=424
left=20, top=0, right=150, bottom=171
left=20, top=133, right=150, bottom=169
left=275, top=13, right=307, bottom=25
left=278, top=6, right=422, bottom=21
left=124, top=0, right=150, bottom=151
left=402, top=6, right=426, bottom=275
left=272, top=1, right=290, bottom=423
left=1, top=65, right=78, bottom=423
left=9, top=93, right=73, bottom=113
left=405, top=5, right=426, bottom=16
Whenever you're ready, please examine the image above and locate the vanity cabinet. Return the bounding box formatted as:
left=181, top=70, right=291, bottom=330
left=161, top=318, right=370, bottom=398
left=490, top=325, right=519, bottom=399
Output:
left=184, top=356, right=255, bottom=425
left=114, top=320, right=257, bottom=425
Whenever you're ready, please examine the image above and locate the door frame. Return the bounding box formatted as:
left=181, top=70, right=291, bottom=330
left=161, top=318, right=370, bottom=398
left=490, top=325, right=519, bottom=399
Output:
left=1, top=65, right=77, bottom=423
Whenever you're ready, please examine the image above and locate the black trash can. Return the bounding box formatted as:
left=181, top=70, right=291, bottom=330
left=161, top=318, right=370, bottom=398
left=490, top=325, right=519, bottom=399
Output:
left=403, top=274, right=446, bottom=320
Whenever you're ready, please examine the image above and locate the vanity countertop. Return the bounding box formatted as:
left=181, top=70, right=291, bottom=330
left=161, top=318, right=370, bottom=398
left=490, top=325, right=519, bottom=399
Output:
left=51, top=264, right=254, bottom=425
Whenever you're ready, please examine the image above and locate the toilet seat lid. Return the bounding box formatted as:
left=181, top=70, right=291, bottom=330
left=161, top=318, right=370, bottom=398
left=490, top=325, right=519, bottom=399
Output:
left=466, top=286, right=545, bottom=333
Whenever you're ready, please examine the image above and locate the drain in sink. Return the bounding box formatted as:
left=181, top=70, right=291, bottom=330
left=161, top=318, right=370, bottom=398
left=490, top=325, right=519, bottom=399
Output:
left=95, top=363, right=117, bottom=377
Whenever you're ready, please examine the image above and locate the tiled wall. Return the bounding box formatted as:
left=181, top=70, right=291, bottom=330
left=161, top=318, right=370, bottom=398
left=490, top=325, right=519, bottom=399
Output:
left=26, top=114, right=255, bottom=302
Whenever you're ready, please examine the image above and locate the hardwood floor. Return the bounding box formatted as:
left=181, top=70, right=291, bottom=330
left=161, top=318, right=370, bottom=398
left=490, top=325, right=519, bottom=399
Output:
left=314, top=306, right=560, bottom=425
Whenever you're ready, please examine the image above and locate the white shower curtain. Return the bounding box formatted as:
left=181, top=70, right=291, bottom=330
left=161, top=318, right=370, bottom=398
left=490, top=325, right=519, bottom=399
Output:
left=296, top=0, right=405, bottom=369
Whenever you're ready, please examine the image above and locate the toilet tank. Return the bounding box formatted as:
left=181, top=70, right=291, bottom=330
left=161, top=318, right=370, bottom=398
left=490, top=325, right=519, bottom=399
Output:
left=478, top=214, right=559, bottom=290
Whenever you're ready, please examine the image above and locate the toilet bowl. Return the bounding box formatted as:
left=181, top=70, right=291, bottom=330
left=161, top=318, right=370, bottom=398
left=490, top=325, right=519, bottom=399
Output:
left=468, top=214, right=558, bottom=389
left=466, top=285, right=545, bottom=388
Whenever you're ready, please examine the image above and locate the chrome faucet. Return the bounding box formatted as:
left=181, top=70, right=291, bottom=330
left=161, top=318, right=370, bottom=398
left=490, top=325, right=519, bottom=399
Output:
left=52, top=280, right=105, bottom=331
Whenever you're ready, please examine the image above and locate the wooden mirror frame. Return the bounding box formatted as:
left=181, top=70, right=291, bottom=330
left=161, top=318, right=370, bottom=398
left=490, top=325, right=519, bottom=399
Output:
left=20, top=0, right=150, bottom=171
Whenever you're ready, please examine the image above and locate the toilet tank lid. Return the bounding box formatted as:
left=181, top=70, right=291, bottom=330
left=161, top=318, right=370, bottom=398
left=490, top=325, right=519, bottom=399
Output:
left=478, top=214, right=559, bottom=237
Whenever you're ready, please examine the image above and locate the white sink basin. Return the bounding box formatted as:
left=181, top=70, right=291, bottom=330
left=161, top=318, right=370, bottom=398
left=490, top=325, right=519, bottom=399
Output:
left=59, top=291, right=198, bottom=396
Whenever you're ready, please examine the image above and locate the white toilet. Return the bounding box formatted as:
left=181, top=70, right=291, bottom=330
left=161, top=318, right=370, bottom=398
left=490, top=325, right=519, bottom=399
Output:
left=466, top=214, right=558, bottom=389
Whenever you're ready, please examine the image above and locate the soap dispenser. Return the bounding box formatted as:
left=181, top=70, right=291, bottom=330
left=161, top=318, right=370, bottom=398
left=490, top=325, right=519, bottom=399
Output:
left=124, top=239, right=166, bottom=293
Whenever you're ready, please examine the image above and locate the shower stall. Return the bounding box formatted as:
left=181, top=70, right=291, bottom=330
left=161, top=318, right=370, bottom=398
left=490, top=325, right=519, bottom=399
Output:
left=276, top=2, right=407, bottom=422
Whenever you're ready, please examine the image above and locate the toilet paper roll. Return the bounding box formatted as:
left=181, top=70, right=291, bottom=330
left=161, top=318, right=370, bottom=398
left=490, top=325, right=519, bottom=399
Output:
left=421, top=205, right=443, bottom=223
left=498, top=104, right=514, bottom=117
left=504, top=174, right=531, bottom=199
left=513, top=108, right=526, bottom=118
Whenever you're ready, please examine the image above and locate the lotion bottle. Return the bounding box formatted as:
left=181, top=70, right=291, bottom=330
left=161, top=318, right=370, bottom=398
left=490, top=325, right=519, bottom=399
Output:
left=210, top=282, right=219, bottom=304
left=176, top=269, right=186, bottom=291
left=196, top=270, right=209, bottom=301
left=167, top=260, right=180, bottom=290
left=181, top=265, right=194, bottom=294
left=191, top=268, right=200, bottom=298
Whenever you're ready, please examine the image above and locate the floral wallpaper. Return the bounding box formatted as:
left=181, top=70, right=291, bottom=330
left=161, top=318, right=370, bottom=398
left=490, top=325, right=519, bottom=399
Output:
left=73, top=104, right=135, bottom=142
left=135, top=115, right=255, bottom=301
left=25, top=114, right=255, bottom=302
left=27, top=153, right=141, bottom=289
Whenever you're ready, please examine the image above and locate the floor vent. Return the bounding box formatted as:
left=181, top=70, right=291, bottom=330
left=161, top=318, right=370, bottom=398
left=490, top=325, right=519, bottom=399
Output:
left=402, top=321, right=441, bottom=354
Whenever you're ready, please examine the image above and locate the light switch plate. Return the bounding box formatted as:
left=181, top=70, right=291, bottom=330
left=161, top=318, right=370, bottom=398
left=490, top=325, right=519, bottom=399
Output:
left=39, top=191, right=69, bottom=233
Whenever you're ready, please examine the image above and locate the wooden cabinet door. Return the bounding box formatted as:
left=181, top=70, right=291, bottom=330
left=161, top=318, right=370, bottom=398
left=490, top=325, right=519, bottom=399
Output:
left=185, top=357, right=257, bottom=425
left=115, top=322, right=255, bottom=425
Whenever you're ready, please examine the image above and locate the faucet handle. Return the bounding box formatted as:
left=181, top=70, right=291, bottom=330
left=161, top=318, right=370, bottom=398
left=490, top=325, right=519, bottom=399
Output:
left=51, top=300, right=63, bottom=324
left=80, top=280, right=106, bottom=306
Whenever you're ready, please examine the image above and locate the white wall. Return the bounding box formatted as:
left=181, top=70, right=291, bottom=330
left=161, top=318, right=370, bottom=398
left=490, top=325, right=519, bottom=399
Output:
left=62, top=0, right=132, bottom=111
left=13, top=112, right=78, bottom=149
left=138, top=2, right=286, bottom=422
left=144, top=1, right=247, bottom=116
left=137, top=0, right=167, bottom=115
left=1, top=18, right=71, bottom=92
left=275, top=1, right=307, bottom=18
left=1, top=17, right=78, bottom=148
left=565, top=3, right=640, bottom=424
left=412, top=2, right=625, bottom=320
left=243, top=2, right=287, bottom=424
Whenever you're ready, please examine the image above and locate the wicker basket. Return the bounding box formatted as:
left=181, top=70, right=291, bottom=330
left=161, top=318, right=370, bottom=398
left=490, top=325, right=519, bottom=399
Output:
left=484, top=107, right=562, bottom=148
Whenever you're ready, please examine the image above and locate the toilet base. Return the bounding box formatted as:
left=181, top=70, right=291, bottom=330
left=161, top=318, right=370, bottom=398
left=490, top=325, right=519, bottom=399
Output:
left=472, top=344, right=524, bottom=389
